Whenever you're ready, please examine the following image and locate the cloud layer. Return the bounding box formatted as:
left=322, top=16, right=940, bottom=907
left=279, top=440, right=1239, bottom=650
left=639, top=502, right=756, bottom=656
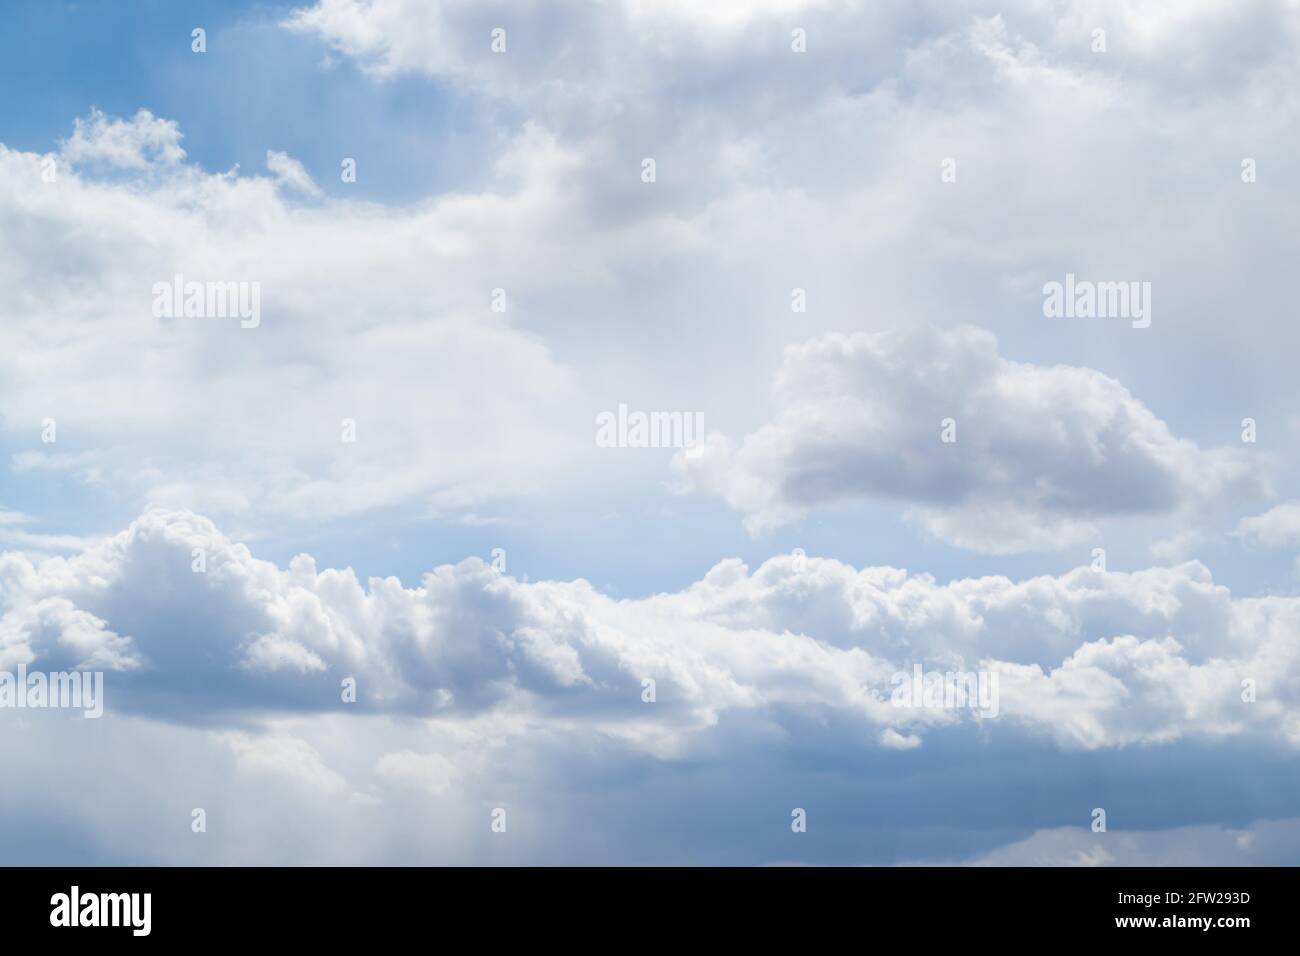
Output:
left=2, top=508, right=1299, bottom=863
left=3, top=509, right=1296, bottom=751
left=0, top=110, right=592, bottom=522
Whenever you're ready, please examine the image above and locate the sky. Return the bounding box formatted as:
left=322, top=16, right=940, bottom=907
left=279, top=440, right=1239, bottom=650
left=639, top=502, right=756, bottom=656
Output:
left=1, top=0, right=1299, bottom=865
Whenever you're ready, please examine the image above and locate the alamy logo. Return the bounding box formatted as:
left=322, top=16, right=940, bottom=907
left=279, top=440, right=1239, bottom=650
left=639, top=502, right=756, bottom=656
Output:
left=50, top=886, right=151, bottom=936
left=1042, top=273, right=1151, bottom=328
left=152, top=273, right=261, bottom=328
left=890, top=664, right=999, bottom=718
left=595, top=403, right=703, bottom=449
left=0, top=665, right=104, bottom=718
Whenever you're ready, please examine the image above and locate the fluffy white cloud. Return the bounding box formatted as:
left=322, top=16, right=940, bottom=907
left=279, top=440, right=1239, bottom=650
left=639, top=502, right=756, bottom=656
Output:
left=675, top=326, right=1261, bottom=550
left=0, top=596, right=140, bottom=672
left=1235, top=502, right=1300, bottom=549
left=1, top=509, right=1295, bottom=752
left=1, top=508, right=1297, bottom=863
left=58, top=108, right=186, bottom=169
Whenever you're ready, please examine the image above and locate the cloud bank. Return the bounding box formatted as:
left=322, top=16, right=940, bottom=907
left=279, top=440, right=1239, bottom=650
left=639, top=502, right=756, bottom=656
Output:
left=2, top=509, right=1296, bottom=751
left=2, top=509, right=1299, bottom=863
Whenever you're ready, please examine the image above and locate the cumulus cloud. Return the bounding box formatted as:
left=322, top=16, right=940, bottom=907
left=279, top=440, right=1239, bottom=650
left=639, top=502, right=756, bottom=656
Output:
left=1, top=509, right=1295, bottom=752
left=0, top=596, right=140, bottom=672
left=58, top=108, right=186, bottom=169
left=1, top=509, right=1298, bottom=864
left=1235, top=502, right=1300, bottom=549
left=675, top=326, right=1262, bottom=551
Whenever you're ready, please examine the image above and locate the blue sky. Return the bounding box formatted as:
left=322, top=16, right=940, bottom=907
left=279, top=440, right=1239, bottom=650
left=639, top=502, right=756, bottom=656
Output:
left=2, top=0, right=1300, bottom=865
left=0, top=0, right=510, bottom=206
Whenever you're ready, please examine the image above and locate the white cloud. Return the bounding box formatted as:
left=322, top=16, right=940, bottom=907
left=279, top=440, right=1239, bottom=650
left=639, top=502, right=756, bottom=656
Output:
left=58, top=108, right=186, bottom=169
left=0, top=596, right=140, bottom=672
left=1235, top=502, right=1300, bottom=549
left=0, top=113, right=597, bottom=524
left=1, top=509, right=1295, bottom=753
left=0, top=508, right=1296, bottom=863
left=675, top=326, right=1262, bottom=551
left=265, top=149, right=323, bottom=197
